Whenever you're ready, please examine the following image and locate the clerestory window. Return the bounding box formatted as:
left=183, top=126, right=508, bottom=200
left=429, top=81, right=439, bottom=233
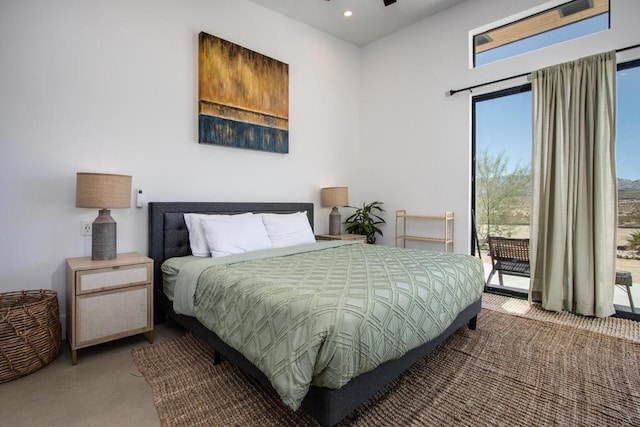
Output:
left=472, top=0, right=610, bottom=67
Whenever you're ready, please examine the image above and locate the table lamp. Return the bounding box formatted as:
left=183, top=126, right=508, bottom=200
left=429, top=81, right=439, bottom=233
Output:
left=321, top=187, right=348, bottom=235
left=76, top=172, right=132, bottom=260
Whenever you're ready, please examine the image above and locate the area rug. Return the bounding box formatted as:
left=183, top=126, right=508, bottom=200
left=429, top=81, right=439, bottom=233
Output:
left=482, top=293, right=640, bottom=343
left=132, top=309, right=640, bottom=426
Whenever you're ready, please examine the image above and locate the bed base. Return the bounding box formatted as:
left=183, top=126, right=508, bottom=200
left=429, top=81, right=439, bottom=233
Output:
left=148, top=202, right=481, bottom=427
left=158, top=291, right=479, bottom=426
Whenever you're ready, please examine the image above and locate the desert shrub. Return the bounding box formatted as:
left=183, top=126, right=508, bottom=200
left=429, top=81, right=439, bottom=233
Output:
left=627, top=230, right=640, bottom=251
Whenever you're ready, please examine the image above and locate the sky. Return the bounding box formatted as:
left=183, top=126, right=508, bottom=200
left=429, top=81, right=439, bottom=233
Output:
left=617, top=66, right=640, bottom=181
left=476, top=91, right=532, bottom=173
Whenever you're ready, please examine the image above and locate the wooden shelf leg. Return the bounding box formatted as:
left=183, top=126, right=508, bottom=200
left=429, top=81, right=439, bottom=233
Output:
left=71, top=349, right=78, bottom=365
left=147, top=330, right=155, bottom=344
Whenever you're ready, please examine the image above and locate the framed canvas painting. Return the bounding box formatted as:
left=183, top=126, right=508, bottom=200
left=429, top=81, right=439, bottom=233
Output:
left=198, top=32, right=289, bottom=154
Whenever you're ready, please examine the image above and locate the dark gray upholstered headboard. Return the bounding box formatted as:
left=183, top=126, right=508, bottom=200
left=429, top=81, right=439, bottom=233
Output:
left=148, top=202, right=314, bottom=293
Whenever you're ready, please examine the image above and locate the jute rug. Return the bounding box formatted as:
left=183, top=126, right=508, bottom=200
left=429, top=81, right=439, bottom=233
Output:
left=482, top=293, right=640, bottom=343
left=132, top=303, right=640, bottom=426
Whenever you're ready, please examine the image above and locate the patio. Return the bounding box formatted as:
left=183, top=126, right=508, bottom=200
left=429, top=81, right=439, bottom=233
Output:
left=482, top=259, right=639, bottom=316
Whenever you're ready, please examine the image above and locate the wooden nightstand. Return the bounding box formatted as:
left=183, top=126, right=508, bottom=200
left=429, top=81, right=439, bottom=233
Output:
left=316, top=234, right=366, bottom=242
left=65, top=252, right=154, bottom=365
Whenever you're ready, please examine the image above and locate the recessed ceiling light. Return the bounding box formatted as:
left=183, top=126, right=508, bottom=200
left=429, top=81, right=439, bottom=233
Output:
left=343, top=10, right=353, bottom=17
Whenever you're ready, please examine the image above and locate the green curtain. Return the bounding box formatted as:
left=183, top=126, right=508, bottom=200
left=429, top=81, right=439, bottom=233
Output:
left=530, top=51, right=617, bottom=317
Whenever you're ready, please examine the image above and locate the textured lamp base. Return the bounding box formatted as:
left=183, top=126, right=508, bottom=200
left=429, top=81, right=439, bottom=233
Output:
left=329, top=207, right=341, bottom=236
left=92, top=209, right=117, bottom=260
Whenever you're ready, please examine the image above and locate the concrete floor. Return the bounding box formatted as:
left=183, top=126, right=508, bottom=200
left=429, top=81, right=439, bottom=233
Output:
left=0, top=321, right=185, bottom=427
left=3, top=278, right=635, bottom=427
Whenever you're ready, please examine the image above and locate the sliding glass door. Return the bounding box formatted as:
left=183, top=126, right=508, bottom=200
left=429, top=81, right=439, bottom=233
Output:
left=472, top=59, right=640, bottom=311
left=472, top=85, right=532, bottom=295
left=615, top=59, right=640, bottom=313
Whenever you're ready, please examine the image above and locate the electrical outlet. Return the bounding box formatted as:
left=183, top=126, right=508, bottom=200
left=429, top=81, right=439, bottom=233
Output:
left=81, top=220, right=92, bottom=236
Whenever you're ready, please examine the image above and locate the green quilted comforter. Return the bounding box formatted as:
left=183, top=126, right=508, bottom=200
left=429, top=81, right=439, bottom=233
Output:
left=188, top=241, right=484, bottom=409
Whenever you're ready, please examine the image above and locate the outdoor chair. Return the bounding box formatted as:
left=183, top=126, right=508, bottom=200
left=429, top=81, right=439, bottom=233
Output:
left=615, top=271, right=635, bottom=312
left=486, top=236, right=530, bottom=288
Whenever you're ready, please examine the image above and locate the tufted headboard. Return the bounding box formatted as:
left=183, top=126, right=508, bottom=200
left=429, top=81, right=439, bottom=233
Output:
left=147, top=202, right=314, bottom=294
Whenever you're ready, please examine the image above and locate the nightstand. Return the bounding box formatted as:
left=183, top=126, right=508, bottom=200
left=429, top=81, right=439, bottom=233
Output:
left=316, top=234, right=366, bottom=242
left=65, top=252, right=154, bottom=365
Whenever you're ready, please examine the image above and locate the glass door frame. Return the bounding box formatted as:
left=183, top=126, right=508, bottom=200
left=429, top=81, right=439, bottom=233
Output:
left=471, top=83, right=531, bottom=298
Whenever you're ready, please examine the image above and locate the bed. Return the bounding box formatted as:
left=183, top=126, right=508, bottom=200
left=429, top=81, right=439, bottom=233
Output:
left=148, top=202, right=484, bottom=426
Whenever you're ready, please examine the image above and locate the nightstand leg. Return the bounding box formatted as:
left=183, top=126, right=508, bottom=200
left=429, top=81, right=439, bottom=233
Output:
left=71, top=350, right=78, bottom=365
left=147, top=330, right=154, bottom=344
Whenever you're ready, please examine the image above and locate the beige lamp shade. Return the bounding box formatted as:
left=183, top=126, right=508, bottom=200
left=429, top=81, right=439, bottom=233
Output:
left=76, top=173, right=132, bottom=209
left=321, top=187, right=349, bottom=208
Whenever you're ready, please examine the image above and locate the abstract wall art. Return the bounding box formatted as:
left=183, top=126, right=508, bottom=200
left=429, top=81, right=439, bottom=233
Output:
left=198, top=32, right=289, bottom=154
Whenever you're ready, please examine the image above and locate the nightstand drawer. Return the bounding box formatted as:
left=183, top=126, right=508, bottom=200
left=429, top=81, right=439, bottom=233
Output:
left=76, top=264, right=151, bottom=293
left=76, top=285, right=150, bottom=345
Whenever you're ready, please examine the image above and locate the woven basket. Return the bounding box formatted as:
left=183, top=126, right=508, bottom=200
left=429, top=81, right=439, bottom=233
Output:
left=0, top=290, right=62, bottom=383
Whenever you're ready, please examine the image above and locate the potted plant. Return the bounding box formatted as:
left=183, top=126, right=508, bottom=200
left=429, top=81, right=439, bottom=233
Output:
left=344, top=201, right=386, bottom=244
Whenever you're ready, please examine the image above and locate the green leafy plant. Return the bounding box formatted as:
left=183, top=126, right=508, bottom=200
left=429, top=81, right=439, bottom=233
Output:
left=344, top=201, right=386, bottom=244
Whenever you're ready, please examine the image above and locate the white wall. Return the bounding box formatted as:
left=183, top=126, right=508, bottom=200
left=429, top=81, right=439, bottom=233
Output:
left=1, top=0, right=639, bottom=329
left=361, top=0, right=640, bottom=250
left=0, top=0, right=361, bottom=327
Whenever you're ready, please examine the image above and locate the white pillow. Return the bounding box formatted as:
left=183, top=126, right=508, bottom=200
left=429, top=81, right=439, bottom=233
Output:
left=259, top=212, right=316, bottom=248
left=184, top=213, right=252, bottom=257
left=201, top=214, right=272, bottom=257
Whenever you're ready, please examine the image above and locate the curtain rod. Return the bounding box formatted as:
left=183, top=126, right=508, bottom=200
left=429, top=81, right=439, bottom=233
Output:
left=447, top=42, right=640, bottom=97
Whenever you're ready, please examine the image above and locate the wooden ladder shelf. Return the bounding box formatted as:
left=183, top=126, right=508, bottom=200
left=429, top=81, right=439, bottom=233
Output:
left=395, top=210, right=454, bottom=252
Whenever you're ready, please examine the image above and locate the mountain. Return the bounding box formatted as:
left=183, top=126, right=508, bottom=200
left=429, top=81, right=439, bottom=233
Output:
left=618, top=178, right=640, bottom=191
left=479, top=177, right=640, bottom=191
